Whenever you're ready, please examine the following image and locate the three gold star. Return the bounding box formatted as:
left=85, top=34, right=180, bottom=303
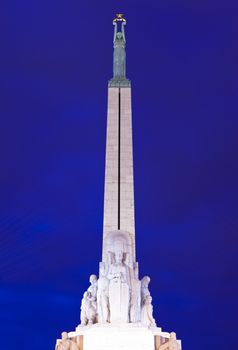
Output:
left=113, top=13, right=126, bottom=22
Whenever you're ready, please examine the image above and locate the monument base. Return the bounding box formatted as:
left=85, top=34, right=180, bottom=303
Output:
left=81, top=324, right=154, bottom=350
left=56, top=323, right=182, bottom=350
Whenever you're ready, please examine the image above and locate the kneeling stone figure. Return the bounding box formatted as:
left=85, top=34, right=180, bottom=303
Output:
left=141, top=295, right=156, bottom=327
left=80, top=274, right=98, bottom=325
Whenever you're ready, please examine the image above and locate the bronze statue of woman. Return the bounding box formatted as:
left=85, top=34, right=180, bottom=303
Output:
left=113, top=19, right=126, bottom=78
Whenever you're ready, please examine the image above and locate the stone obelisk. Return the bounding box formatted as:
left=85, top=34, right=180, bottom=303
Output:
left=54, top=14, right=182, bottom=350
left=102, top=15, right=135, bottom=261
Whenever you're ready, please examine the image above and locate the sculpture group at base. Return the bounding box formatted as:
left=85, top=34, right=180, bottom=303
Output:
left=55, top=225, right=181, bottom=350
left=80, top=230, right=156, bottom=327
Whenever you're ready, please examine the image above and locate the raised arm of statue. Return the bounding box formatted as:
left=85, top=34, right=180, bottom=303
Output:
left=113, top=21, right=118, bottom=42
left=121, top=21, right=126, bottom=42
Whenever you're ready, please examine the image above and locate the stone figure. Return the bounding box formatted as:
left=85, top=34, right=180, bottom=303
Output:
left=108, top=251, right=130, bottom=284
left=130, top=265, right=141, bottom=323
left=130, top=279, right=141, bottom=322
left=80, top=274, right=98, bottom=325
left=80, top=292, right=97, bottom=325
left=159, top=332, right=180, bottom=350
left=113, top=20, right=126, bottom=78
left=141, top=295, right=156, bottom=327
left=107, top=250, right=130, bottom=323
left=141, top=276, right=151, bottom=304
left=55, top=332, right=79, bottom=350
left=97, top=263, right=110, bottom=323
left=87, top=274, right=98, bottom=300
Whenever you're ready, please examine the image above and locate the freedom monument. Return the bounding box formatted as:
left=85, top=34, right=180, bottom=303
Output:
left=55, top=14, right=182, bottom=350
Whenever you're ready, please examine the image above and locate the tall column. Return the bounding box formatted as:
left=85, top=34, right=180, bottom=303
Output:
left=102, top=86, right=135, bottom=260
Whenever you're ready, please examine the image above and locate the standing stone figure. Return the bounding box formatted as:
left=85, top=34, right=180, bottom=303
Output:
left=159, top=332, right=180, bottom=350
left=87, top=274, right=98, bottom=315
left=141, top=276, right=151, bottom=304
left=97, top=263, right=110, bottom=323
left=130, top=267, right=141, bottom=323
left=55, top=332, right=79, bottom=350
left=141, top=295, right=156, bottom=327
left=107, top=250, right=130, bottom=323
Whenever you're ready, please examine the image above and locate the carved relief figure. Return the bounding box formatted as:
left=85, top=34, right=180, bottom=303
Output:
left=107, top=249, right=130, bottom=323
left=108, top=250, right=130, bottom=284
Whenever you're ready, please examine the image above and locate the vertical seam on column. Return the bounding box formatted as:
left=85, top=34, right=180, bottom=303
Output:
left=118, top=88, right=121, bottom=230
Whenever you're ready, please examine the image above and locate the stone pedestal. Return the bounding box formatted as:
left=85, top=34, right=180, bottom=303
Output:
left=73, top=324, right=155, bottom=350
left=56, top=324, right=182, bottom=350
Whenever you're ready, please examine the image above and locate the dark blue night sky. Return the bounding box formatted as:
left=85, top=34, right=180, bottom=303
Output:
left=0, top=1, right=237, bottom=349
